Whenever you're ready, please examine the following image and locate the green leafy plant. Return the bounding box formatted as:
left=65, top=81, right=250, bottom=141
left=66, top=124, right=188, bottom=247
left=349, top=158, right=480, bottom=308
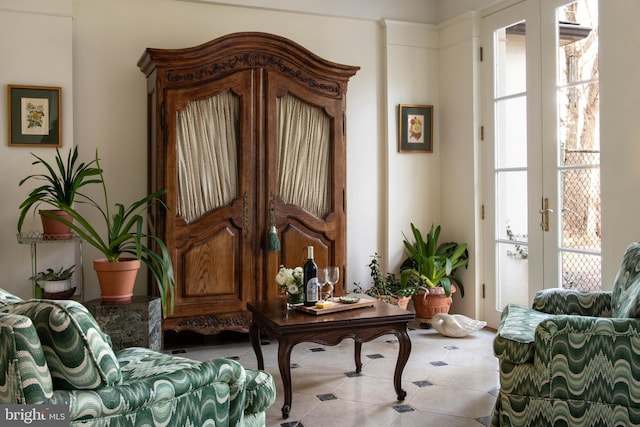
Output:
left=363, top=253, right=420, bottom=301
left=30, top=265, right=75, bottom=282
left=43, top=151, right=175, bottom=317
left=18, top=146, right=102, bottom=232
left=400, top=223, right=469, bottom=297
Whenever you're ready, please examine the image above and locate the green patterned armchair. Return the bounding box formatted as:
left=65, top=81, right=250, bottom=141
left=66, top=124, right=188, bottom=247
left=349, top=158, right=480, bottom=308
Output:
left=0, top=289, right=276, bottom=426
left=492, top=242, right=640, bottom=427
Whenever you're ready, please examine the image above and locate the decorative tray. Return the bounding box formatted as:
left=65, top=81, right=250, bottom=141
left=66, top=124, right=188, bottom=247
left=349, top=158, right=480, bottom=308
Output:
left=296, top=296, right=376, bottom=315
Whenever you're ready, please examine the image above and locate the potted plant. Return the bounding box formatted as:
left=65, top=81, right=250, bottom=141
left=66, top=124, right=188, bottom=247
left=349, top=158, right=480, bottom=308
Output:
left=18, top=146, right=102, bottom=239
left=362, top=253, right=419, bottom=309
left=42, top=150, right=175, bottom=317
left=30, top=265, right=75, bottom=297
left=400, top=223, right=469, bottom=319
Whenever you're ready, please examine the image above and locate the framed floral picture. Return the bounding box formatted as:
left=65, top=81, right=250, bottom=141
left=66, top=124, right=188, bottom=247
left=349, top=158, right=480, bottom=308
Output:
left=398, top=104, right=433, bottom=153
left=7, top=85, right=61, bottom=147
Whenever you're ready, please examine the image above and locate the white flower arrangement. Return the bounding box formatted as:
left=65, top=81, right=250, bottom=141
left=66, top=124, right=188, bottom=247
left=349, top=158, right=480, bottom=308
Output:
left=275, top=265, right=303, bottom=295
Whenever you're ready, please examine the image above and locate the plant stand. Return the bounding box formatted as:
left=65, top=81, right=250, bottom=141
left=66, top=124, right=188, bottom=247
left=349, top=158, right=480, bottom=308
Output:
left=85, top=296, right=161, bottom=352
left=17, top=231, right=84, bottom=300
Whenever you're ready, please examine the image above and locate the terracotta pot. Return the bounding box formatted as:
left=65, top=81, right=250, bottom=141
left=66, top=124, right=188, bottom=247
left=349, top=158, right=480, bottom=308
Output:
left=40, top=210, right=73, bottom=239
left=374, top=295, right=411, bottom=310
left=395, top=296, right=411, bottom=310
left=93, top=258, right=141, bottom=302
left=411, top=285, right=457, bottom=320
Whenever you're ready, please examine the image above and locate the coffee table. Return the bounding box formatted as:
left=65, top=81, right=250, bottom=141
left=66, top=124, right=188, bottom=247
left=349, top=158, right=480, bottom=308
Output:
left=247, top=298, right=414, bottom=418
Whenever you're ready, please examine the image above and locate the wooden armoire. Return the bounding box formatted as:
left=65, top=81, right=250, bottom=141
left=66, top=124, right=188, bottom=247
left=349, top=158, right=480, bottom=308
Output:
left=138, top=33, right=359, bottom=335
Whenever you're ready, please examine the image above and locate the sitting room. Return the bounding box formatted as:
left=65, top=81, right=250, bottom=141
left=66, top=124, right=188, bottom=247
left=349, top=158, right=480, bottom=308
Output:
left=1, top=0, right=639, bottom=426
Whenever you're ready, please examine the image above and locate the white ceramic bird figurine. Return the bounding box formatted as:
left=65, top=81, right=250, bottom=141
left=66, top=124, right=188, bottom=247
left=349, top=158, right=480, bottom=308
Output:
left=431, top=313, right=487, bottom=338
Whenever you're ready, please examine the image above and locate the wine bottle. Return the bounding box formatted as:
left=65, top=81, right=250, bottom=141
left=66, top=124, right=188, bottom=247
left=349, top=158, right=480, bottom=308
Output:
left=303, top=246, right=318, bottom=306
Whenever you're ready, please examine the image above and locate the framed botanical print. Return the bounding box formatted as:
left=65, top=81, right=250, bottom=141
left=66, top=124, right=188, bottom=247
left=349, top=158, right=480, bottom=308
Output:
left=398, top=104, right=433, bottom=153
left=7, top=85, right=61, bottom=147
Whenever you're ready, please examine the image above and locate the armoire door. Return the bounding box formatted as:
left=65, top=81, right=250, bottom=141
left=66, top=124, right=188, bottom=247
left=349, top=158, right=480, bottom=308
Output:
left=263, top=70, right=348, bottom=299
left=162, top=71, right=257, bottom=333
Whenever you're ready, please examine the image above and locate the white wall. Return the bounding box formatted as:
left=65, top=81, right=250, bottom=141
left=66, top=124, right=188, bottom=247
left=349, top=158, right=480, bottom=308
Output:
left=382, top=21, right=441, bottom=273
left=0, top=0, right=75, bottom=299
left=599, top=0, right=640, bottom=287
left=438, top=12, right=481, bottom=317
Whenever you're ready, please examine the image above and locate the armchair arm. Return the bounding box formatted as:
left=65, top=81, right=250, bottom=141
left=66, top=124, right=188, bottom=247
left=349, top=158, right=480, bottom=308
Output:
left=532, top=289, right=612, bottom=316
left=535, top=315, right=640, bottom=405
left=0, top=313, right=53, bottom=404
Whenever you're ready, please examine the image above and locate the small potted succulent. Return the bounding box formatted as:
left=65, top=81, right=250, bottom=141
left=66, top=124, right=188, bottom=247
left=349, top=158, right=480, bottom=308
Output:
left=30, top=265, right=75, bottom=295
left=360, top=253, right=420, bottom=309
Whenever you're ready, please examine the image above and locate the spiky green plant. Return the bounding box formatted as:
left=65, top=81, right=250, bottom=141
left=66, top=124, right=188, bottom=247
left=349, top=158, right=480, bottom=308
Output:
left=18, top=146, right=102, bottom=232
left=41, top=150, right=175, bottom=317
left=400, top=223, right=469, bottom=297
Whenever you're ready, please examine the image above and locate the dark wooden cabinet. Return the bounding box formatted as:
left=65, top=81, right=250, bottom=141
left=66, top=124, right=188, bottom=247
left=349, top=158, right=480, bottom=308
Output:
left=138, top=33, right=358, bottom=335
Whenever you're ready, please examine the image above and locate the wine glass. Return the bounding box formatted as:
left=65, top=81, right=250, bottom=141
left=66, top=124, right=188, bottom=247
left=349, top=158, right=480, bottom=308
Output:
left=317, top=268, right=328, bottom=302
left=325, top=266, right=339, bottom=301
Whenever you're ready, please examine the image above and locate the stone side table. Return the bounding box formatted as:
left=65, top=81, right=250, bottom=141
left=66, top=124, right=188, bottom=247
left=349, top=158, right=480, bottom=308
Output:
left=85, top=296, right=161, bottom=352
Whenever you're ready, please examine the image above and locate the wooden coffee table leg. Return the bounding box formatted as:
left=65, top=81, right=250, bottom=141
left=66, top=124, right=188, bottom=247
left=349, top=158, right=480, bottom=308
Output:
left=278, top=338, right=295, bottom=418
left=394, top=327, right=411, bottom=400
left=249, top=322, right=264, bottom=370
left=354, top=340, right=363, bottom=373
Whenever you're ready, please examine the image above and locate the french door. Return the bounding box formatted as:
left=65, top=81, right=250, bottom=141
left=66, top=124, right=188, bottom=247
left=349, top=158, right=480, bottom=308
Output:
left=482, top=0, right=600, bottom=327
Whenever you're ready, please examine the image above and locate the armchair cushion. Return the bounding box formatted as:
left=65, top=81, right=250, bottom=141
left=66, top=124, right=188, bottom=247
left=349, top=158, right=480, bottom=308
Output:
left=611, top=242, right=640, bottom=318
left=0, top=299, right=121, bottom=390
left=493, top=304, right=554, bottom=364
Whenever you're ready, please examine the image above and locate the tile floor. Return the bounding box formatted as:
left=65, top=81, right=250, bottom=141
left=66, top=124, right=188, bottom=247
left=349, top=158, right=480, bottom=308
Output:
left=164, top=320, right=499, bottom=427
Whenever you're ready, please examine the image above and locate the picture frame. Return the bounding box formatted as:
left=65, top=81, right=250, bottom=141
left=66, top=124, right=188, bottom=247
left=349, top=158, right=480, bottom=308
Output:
left=7, top=85, right=61, bottom=147
left=398, top=104, right=433, bottom=153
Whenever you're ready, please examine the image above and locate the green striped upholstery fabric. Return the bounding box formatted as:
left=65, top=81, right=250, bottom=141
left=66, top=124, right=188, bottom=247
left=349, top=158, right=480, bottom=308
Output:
left=244, top=367, right=278, bottom=415
left=0, top=313, right=53, bottom=404
left=46, top=347, right=276, bottom=426
left=0, top=288, right=23, bottom=307
left=0, top=299, right=122, bottom=390
left=492, top=243, right=640, bottom=426
left=0, top=289, right=276, bottom=425
left=493, top=304, right=554, bottom=364
left=532, top=288, right=612, bottom=316
left=612, top=242, right=640, bottom=318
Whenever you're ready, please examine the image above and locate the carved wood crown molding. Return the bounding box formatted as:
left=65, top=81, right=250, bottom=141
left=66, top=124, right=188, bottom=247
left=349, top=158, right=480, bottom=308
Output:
left=166, top=52, right=341, bottom=95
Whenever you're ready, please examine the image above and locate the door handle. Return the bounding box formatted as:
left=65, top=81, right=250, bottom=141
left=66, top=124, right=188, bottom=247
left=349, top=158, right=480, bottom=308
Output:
left=539, top=198, right=553, bottom=231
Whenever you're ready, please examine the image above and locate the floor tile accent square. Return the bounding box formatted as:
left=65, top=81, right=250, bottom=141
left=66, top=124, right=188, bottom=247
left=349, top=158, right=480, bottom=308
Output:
left=280, top=421, right=303, bottom=427
left=366, top=353, right=384, bottom=359
left=392, top=404, right=415, bottom=413
left=444, top=345, right=459, bottom=350
left=316, top=393, right=338, bottom=401
left=412, top=379, right=433, bottom=387
left=345, top=371, right=363, bottom=378
left=430, top=360, right=448, bottom=366
left=476, top=415, right=492, bottom=426
left=385, top=339, right=399, bottom=344
left=309, top=347, right=326, bottom=352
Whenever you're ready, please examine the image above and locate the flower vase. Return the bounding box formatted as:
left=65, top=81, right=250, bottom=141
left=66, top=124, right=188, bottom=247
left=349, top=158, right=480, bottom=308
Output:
left=286, top=292, right=304, bottom=309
